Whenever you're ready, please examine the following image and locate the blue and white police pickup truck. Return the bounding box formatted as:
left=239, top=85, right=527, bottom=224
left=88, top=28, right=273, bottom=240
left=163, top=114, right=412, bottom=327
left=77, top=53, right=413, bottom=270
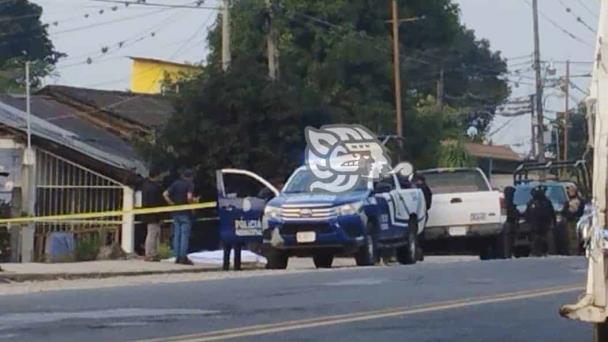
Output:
left=216, top=163, right=427, bottom=270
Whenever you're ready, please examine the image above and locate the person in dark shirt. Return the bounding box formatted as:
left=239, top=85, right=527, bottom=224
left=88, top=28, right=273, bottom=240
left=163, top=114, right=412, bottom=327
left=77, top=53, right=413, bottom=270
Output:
left=142, top=169, right=165, bottom=261
left=504, top=186, right=518, bottom=224
left=163, top=169, right=196, bottom=265
left=412, top=173, right=432, bottom=211
left=525, top=185, right=555, bottom=256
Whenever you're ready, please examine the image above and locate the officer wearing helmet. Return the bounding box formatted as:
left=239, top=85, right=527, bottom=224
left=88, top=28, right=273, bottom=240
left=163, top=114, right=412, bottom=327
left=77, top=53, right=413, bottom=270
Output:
left=525, top=185, right=556, bottom=256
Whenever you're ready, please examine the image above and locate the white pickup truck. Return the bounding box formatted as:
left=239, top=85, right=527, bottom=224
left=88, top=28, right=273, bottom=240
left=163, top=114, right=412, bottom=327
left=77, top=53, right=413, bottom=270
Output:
left=419, top=168, right=508, bottom=259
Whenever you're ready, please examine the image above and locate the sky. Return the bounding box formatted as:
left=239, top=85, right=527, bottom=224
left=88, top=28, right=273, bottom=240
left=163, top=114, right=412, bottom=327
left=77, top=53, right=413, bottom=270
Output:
left=32, top=0, right=600, bottom=155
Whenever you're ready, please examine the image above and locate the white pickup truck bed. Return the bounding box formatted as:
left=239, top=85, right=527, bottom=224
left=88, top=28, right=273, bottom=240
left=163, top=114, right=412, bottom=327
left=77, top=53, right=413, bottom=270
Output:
left=421, top=168, right=504, bottom=243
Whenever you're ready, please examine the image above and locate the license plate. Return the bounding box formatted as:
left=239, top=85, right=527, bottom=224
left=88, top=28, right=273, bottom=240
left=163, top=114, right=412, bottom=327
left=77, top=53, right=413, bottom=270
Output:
left=448, top=226, right=468, bottom=236
left=296, top=231, right=316, bottom=243
left=470, top=213, right=487, bottom=222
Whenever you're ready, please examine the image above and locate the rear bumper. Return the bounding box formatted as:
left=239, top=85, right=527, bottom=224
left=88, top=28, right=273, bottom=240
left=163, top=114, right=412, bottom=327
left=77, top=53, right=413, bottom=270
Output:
left=422, top=223, right=503, bottom=240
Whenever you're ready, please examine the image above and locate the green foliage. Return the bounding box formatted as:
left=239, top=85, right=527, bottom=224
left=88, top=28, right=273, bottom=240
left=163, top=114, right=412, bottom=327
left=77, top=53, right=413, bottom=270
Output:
left=74, top=234, right=101, bottom=262
left=0, top=227, right=9, bottom=263
left=146, top=58, right=317, bottom=198
left=147, top=0, right=509, bottom=187
left=0, top=1, right=63, bottom=92
left=567, top=106, right=588, bottom=160
left=158, top=242, right=172, bottom=260
left=438, top=140, right=476, bottom=168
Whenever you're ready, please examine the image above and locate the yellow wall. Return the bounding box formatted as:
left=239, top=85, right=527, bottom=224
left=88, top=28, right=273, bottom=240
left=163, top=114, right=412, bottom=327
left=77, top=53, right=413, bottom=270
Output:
left=130, top=58, right=200, bottom=94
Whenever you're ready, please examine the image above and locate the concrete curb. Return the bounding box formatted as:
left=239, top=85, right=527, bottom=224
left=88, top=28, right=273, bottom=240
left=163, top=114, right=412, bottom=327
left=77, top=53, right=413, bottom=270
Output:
left=0, top=266, right=222, bottom=283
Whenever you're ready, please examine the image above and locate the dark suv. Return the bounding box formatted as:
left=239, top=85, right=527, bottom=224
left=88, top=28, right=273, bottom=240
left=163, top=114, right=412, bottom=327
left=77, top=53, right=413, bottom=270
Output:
left=510, top=181, right=583, bottom=257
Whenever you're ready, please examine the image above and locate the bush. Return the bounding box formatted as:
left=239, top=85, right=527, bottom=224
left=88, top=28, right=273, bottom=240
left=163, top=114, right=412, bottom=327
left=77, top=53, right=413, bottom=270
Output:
left=158, top=242, right=172, bottom=260
left=0, top=227, right=9, bottom=263
left=74, top=234, right=101, bottom=262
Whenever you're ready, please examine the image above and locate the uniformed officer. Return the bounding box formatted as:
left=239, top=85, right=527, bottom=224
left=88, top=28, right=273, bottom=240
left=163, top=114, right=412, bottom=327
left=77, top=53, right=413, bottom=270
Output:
left=525, top=185, right=555, bottom=256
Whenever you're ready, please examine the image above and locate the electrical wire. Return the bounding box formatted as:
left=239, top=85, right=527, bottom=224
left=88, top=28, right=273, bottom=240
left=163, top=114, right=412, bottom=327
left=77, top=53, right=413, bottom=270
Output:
left=575, top=0, right=599, bottom=21
left=522, top=0, right=594, bottom=48
left=56, top=7, right=190, bottom=67
left=557, top=0, right=597, bottom=33
left=90, top=0, right=220, bottom=10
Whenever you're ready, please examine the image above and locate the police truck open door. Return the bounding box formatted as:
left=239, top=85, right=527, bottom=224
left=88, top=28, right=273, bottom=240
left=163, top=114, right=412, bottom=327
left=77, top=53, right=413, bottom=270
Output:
left=216, top=169, right=279, bottom=269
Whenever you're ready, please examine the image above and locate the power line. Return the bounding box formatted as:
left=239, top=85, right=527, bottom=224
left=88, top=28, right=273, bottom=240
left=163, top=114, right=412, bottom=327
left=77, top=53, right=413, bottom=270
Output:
left=574, top=0, right=599, bottom=21
left=522, top=0, right=594, bottom=48
left=90, top=0, right=220, bottom=10
left=557, top=0, right=597, bottom=33
left=489, top=117, right=519, bottom=136
left=51, top=7, right=170, bottom=35
left=56, top=8, right=189, bottom=67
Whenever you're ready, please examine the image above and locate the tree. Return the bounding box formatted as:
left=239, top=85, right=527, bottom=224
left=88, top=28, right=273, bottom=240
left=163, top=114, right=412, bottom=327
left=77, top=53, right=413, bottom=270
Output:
left=567, top=106, right=589, bottom=160
left=144, top=58, right=313, bottom=198
left=0, top=1, right=63, bottom=92
left=149, top=0, right=510, bottom=193
left=438, top=139, right=476, bottom=168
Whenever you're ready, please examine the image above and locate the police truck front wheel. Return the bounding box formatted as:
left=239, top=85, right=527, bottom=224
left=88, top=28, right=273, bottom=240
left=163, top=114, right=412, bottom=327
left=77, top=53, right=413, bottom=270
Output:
left=355, top=222, right=378, bottom=266
left=313, top=253, right=334, bottom=268
left=266, top=249, right=288, bottom=270
left=397, top=217, right=418, bottom=265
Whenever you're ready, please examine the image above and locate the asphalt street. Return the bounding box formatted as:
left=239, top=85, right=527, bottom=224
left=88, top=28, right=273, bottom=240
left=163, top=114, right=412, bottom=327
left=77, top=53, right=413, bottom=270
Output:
left=0, top=256, right=592, bottom=341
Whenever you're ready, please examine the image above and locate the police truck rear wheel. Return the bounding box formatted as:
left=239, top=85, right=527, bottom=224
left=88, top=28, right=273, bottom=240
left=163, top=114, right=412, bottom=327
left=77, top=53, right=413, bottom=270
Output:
left=313, top=253, right=334, bottom=268
left=397, top=217, right=418, bottom=265
left=266, top=249, right=288, bottom=270
left=355, top=222, right=378, bottom=266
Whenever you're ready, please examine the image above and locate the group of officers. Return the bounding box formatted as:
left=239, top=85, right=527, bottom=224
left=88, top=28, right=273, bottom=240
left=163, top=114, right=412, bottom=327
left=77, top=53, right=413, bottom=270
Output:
left=504, top=184, right=584, bottom=256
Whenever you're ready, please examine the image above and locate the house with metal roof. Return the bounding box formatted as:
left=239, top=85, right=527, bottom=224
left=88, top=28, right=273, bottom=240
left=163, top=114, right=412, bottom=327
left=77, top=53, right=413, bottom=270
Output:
left=37, top=85, right=174, bottom=139
left=464, top=142, right=523, bottom=189
left=0, top=93, right=153, bottom=262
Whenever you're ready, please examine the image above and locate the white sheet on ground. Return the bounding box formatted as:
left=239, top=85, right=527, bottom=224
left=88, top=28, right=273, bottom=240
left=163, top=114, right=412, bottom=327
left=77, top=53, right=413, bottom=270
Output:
left=185, top=250, right=267, bottom=265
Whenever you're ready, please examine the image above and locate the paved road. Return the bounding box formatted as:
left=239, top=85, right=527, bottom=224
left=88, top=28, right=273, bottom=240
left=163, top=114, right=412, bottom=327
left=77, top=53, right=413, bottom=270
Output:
left=0, top=257, right=592, bottom=341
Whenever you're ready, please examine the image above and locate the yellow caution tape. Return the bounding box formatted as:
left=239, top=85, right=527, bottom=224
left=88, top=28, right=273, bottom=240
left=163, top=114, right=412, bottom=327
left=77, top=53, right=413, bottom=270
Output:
left=0, top=201, right=217, bottom=225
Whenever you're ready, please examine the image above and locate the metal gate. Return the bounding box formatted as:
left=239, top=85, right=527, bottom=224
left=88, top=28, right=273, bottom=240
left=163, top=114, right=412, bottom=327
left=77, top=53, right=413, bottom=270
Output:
left=34, top=149, right=124, bottom=261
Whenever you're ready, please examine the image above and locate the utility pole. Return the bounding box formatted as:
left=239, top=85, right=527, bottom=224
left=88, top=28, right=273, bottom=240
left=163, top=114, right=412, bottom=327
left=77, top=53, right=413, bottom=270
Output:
left=221, top=0, right=231, bottom=71
left=532, top=0, right=546, bottom=163
left=265, top=0, right=279, bottom=81
left=391, top=0, right=403, bottom=140
left=564, top=60, right=570, bottom=160
left=25, top=62, right=31, bottom=149
left=530, top=94, right=537, bottom=158
left=20, top=61, right=36, bottom=263
left=437, top=68, right=445, bottom=110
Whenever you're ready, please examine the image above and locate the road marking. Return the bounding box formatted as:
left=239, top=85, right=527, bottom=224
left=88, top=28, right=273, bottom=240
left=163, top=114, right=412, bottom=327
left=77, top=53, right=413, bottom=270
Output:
left=137, top=284, right=583, bottom=342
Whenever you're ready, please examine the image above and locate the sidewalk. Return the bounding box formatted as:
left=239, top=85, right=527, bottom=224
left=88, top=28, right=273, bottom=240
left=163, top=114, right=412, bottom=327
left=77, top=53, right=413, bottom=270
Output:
left=0, top=257, right=358, bottom=283
left=0, top=260, right=221, bottom=282
left=0, top=256, right=477, bottom=283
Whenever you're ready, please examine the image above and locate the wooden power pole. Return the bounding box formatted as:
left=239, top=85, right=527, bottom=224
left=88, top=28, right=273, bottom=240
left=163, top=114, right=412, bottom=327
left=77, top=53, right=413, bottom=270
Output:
left=266, top=0, right=280, bottom=81
left=532, top=0, right=546, bottom=162
left=530, top=94, right=537, bottom=158
left=391, top=0, right=403, bottom=139
left=564, top=60, right=570, bottom=161
left=221, top=0, right=231, bottom=71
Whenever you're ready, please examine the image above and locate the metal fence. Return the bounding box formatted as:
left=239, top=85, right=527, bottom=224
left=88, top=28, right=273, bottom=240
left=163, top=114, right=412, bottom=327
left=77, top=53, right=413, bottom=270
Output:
left=34, top=149, right=124, bottom=261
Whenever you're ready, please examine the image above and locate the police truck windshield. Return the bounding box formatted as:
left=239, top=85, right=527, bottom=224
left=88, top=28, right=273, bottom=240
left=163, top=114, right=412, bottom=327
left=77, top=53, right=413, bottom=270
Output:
left=422, top=170, right=490, bottom=194
left=283, top=168, right=369, bottom=193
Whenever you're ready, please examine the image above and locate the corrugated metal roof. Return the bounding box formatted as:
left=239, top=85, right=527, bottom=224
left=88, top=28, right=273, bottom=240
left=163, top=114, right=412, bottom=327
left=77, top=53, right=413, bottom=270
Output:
left=38, top=85, right=174, bottom=128
left=464, top=142, right=522, bottom=161
left=0, top=96, right=147, bottom=175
